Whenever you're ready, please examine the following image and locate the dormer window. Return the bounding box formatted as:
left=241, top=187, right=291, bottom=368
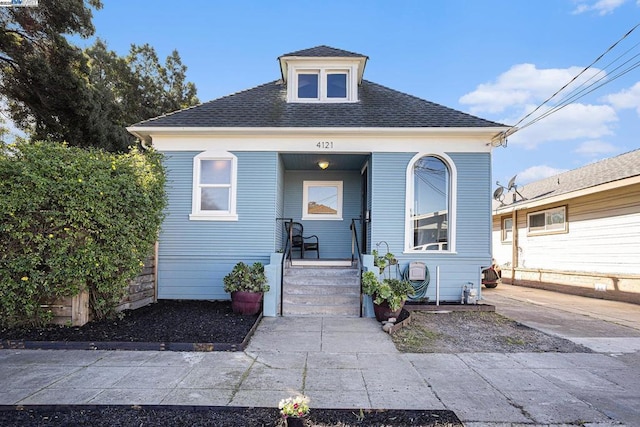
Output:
left=327, top=72, right=347, bottom=98
left=294, top=69, right=350, bottom=101
left=298, top=73, right=319, bottom=98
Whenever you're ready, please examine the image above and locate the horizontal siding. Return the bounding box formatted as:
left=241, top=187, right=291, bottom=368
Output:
left=158, top=148, right=495, bottom=301
left=451, top=152, right=492, bottom=257
left=515, top=185, right=640, bottom=275
left=158, top=151, right=278, bottom=299
left=275, top=155, right=285, bottom=251
left=369, top=151, right=492, bottom=301
left=370, top=152, right=410, bottom=253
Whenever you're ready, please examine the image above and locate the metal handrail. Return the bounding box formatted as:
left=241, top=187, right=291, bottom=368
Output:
left=350, top=217, right=363, bottom=266
left=276, top=217, right=293, bottom=316
left=350, top=217, right=364, bottom=317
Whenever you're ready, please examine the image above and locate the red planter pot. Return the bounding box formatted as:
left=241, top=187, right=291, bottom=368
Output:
left=372, top=299, right=403, bottom=322
left=230, top=291, right=263, bottom=315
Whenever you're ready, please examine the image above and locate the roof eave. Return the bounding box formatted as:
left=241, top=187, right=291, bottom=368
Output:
left=127, top=125, right=510, bottom=139
left=278, top=55, right=368, bottom=84
left=493, top=174, right=640, bottom=215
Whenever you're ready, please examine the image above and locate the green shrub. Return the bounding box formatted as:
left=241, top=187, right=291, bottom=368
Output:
left=0, top=141, right=166, bottom=327
left=223, top=262, right=269, bottom=294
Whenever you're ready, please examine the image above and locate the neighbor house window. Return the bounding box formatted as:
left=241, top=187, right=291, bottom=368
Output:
left=527, top=206, right=566, bottom=235
left=302, top=181, right=343, bottom=220
left=409, top=156, right=451, bottom=251
left=502, top=217, right=513, bottom=242
left=190, top=151, right=238, bottom=221
left=294, top=69, right=349, bottom=102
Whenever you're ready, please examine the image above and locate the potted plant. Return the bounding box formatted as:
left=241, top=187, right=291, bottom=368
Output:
left=279, top=395, right=310, bottom=427
left=363, top=250, right=414, bottom=322
left=372, top=249, right=397, bottom=274
left=223, top=262, right=269, bottom=315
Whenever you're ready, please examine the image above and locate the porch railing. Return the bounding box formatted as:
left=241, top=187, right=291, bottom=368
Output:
left=350, top=217, right=364, bottom=317
left=276, top=217, right=293, bottom=316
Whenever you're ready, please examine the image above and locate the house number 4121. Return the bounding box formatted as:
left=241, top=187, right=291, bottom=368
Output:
left=316, top=141, right=333, bottom=149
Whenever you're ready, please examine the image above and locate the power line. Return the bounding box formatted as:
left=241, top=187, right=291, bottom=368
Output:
left=494, top=21, right=640, bottom=144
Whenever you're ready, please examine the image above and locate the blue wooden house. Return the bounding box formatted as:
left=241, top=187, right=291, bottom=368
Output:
left=128, top=46, right=508, bottom=316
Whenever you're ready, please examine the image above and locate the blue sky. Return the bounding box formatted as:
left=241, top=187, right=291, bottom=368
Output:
left=77, top=1, right=640, bottom=185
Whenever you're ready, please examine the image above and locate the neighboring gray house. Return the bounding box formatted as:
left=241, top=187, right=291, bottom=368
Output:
left=128, top=46, right=508, bottom=316
left=492, top=149, right=640, bottom=304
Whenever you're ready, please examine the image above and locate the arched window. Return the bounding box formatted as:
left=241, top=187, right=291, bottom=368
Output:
left=407, top=155, right=454, bottom=251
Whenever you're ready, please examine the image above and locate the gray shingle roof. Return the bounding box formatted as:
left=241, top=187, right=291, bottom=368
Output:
left=278, top=45, right=367, bottom=59
left=132, top=79, right=506, bottom=128
left=497, top=149, right=640, bottom=209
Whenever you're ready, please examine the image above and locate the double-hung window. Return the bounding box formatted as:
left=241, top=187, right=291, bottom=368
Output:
left=190, top=151, right=238, bottom=221
left=527, top=206, right=566, bottom=235
left=502, top=217, right=513, bottom=242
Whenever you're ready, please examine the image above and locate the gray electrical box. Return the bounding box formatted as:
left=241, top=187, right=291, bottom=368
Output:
left=409, top=261, right=426, bottom=281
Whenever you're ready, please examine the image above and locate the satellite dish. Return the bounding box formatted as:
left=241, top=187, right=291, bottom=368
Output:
left=493, top=187, right=504, bottom=201
left=507, top=175, right=517, bottom=190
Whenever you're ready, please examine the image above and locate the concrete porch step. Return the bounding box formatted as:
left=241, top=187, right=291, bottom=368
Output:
left=282, top=303, right=360, bottom=317
left=282, top=264, right=361, bottom=317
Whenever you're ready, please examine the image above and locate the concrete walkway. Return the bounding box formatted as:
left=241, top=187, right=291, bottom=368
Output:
left=1, top=286, right=639, bottom=426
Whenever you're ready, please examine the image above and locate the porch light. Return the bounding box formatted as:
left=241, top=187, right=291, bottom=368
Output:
left=318, top=161, right=329, bottom=170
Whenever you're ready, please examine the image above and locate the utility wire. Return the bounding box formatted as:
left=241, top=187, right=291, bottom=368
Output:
left=520, top=57, right=640, bottom=132
left=494, top=21, right=640, bottom=143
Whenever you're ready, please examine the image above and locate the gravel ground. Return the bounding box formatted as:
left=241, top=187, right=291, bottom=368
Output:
left=391, top=309, right=592, bottom=353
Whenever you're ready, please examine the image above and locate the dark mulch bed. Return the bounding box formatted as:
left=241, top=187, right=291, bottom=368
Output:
left=0, top=300, right=258, bottom=350
left=0, top=406, right=462, bottom=426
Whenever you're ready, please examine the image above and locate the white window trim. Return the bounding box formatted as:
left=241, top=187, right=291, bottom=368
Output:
left=189, top=151, right=238, bottom=221
left=287, top=63, right=358, bottom=103
left=404, top=152, right=457, bottom=253
left=502, top=217, right=513, bottom=242
left=527, top=206, right=567, bottom=235
left=302, top=180, right=343, bottom=220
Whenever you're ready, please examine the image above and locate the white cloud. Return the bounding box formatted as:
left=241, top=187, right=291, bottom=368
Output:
left=572, top=0, right=628, bottom=15
left=460, top=63, right=619, bottom=149
left=460, top=63, right=603, bottom=115
left=602, top=81, right=640, bottom=115
left=518, top=165, right=568, bottom=184
left=574, top=140, right=618, bottom=155
left=506, top=103, right=618, bottom=148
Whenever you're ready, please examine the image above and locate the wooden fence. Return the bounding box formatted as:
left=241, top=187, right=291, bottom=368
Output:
left=43, top=253, right=157, bottom=326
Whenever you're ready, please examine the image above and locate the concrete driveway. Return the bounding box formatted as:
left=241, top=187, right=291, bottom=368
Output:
left=482, top=284, right=640, bottom=353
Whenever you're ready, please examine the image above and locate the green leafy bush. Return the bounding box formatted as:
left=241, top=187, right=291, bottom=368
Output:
left=223, top=262, right=269, bottom=294
left=0, top=141, right=166, bottom=327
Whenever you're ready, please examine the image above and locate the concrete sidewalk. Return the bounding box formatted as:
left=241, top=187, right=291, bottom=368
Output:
left=1, top=289, right=639, bottom=426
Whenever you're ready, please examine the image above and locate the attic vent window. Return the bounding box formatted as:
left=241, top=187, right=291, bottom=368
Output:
left=293, top=69, right=350, bottom=102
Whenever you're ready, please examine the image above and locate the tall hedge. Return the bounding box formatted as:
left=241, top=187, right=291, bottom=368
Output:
left=0, top=141, right=166, bottom=327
